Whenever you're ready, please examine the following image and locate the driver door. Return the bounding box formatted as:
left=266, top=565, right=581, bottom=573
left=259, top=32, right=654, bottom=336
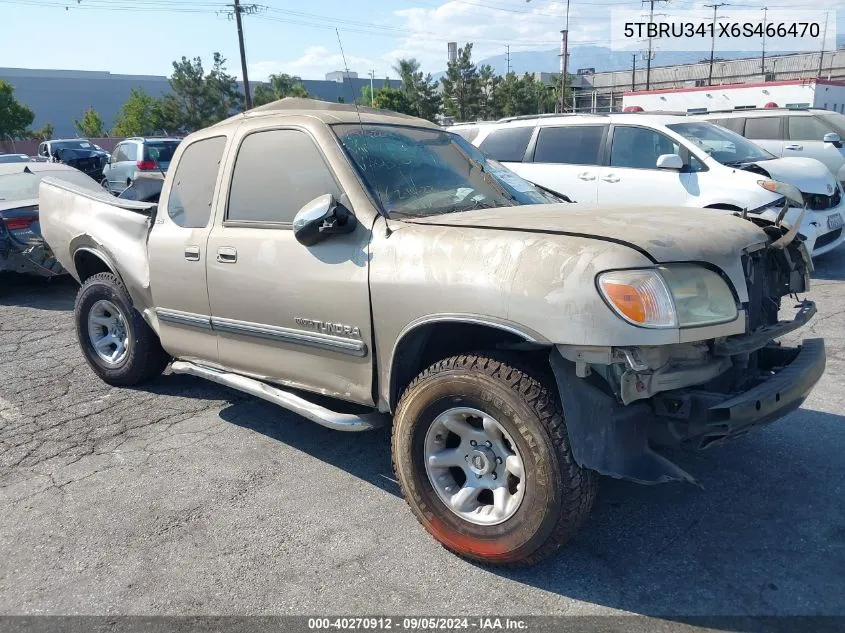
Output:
left=205, top=126, right=374, bottom=405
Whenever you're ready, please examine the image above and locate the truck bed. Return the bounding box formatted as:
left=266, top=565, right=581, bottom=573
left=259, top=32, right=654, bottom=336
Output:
left=38, top=177, right=157, bottom=312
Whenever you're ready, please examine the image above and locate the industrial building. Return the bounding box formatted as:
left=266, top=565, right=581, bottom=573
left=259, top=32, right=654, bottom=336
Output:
left=566, top=49, right=845, bottom=113
left=0, top=67, right=399, bottom=137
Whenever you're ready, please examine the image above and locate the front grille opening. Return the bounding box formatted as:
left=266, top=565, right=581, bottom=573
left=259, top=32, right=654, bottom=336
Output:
left=804, top=189, right=841, bottom=210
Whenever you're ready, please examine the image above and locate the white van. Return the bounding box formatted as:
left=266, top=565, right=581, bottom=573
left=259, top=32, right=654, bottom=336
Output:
left=690, top=108, right=845, bottom=186
left=459, top=113, right=845, bottom=257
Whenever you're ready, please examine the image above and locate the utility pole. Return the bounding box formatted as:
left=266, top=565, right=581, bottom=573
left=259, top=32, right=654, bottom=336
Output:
left=631, top=53, right=637, bottom=91
left=761, top=6, right=768, bottom=76
left=705, top=3, right=729, bottom=86
left=559, top=0, right=570, bottom=112
left=233, top=0, right=252, bottom=109
left=817, top=11, right=829, bottom=78
left=643, top=0, right=669, bottom=90
left=506, top=45, right=511, bottom=75
left=369, top=70, right=376, bottom=106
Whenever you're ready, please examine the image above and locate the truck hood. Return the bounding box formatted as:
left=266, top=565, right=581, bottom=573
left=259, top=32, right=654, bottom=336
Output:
left=742, top=157, right=838, bottom=195
left=404, top=203, right=769, bottom=264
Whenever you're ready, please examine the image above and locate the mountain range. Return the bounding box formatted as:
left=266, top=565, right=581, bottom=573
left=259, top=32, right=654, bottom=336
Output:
left=460, top=33, right=845, bottom=77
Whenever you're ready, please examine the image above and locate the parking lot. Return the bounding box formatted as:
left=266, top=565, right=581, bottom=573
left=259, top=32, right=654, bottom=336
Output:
left=1, top=250, right=844, bottom=620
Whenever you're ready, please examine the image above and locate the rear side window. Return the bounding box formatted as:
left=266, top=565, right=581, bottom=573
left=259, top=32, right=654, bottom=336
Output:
left=710, top=118, right=745, bottom=134
left=744, top=117, right=782, bottom=140
left=226, top=129, right=342, bottom=224
left=478, top=127, right=533, bottom=162
left=452, top=126, right=480, bottom=143
left=533, top=125, right=605, bottom=165
left=166, top=135, right=226, bottom=228
left=788, top=116, right=837, bottom=141
left=123, top=144, right=138, bottom=161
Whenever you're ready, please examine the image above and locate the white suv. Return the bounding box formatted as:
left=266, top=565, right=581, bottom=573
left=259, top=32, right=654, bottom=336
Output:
left=460, top=113, right=845, bottom=257
left=691, top=108, right=845, bottom=186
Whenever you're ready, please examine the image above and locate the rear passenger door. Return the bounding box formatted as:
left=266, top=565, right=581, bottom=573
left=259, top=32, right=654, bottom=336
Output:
left=515, top=125, right=607, bottom=204
left=148, top=134, right=229, bottom=364
left=743, top=116, right=785, bottom=157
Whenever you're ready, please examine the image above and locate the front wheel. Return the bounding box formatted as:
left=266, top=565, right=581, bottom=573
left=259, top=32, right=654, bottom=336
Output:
left=74, top=272, right=170, bottom=386
left=392, top=355, right=597, bottom=565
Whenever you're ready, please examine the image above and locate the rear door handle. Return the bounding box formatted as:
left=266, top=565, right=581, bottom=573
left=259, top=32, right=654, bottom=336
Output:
left=601, top=174, right=620, bottom=183
left=785, top=144, right=803, bottom=151
left=184, top=246, right=200, bottom=261
left=577, top=172, right=596, bottom=181
left=217, top=246, right=238, bottom=263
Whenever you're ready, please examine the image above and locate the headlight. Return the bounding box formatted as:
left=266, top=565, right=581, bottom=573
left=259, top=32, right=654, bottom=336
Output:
left=598, top=265, right=737, bottom=329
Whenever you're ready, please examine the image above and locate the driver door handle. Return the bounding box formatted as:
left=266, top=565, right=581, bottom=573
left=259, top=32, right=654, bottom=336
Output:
left=601, top=174, right=620, bottom=183
left=577, top=172, right=596, bottom=181
left=785, top=144, right=803, bottom=151
left=217, top=246, right=238, bottom=263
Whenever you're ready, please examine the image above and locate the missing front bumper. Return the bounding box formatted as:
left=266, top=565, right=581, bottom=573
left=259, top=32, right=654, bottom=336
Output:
left=551, top=338, right=826, bottom=485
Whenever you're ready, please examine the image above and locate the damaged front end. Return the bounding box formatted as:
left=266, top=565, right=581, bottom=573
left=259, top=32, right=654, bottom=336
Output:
left=552, top=188, right=825, bottom=485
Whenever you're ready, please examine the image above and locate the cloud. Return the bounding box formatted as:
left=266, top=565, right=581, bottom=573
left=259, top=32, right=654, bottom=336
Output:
left=381, top=1, right=611, bottom=73
left=248, top=46, right=379, bottom=81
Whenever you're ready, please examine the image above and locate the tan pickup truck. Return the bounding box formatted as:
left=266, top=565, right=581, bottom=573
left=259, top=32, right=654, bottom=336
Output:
left=39, top=99, right=824, bottom=565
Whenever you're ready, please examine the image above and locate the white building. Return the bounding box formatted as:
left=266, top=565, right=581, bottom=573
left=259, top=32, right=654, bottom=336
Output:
left=622, top=78, right=845, bottom=114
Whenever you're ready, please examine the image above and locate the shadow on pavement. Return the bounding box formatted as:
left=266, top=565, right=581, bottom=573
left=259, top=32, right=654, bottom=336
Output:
left=811, top=247, right=845, bottom=281
left=212, top=393, right=845, bottom=626
left=0, top=273, right=77, bottom=310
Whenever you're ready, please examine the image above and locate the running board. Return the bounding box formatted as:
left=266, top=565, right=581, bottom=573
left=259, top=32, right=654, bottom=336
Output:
left=170, top=361, right=387, bottom=432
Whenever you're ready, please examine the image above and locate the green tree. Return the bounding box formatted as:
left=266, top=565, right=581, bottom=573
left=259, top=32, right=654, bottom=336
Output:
left=477, top=64, right=499, bottom=120
left=253, top=73, right=309, bottom=106
left=0, top=80, right=35, bottom=140
left=394, top=58, right=441, bottom=122
left=359, top=83, right=413, bottom=115
left=74, top=107, right=106, bottom=137
left=112, top=88, right=158, bottom=136
left=440, top=43, right=481, bottom=122
left=204, top=52, right=243, bottom=122
left=30, top=123, right=54, bottom=142
left=167, top=55, right=209, bottom=132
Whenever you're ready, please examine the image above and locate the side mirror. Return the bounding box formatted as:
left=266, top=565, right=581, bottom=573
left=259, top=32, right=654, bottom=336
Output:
left=656, top=153, right=684, bottom=170
left=293, top=194, right=357, bottom=247
left=823, top=132, right=841, bottom=144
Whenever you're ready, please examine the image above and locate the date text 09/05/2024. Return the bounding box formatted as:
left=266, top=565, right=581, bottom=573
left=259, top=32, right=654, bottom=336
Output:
left=307, top=618, right=528, bottom=630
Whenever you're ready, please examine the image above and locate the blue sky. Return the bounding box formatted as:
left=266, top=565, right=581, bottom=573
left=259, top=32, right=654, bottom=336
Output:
left=0, top=0, right=841, bottom=80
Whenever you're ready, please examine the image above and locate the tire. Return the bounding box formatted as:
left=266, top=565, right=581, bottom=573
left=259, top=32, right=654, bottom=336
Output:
left=74, top=272, right=170, bottom=386
left=392, top=354, right=597, bottom=566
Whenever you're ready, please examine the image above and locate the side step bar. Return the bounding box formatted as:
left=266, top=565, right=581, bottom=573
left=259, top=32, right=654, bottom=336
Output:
left=170, top=361, right=387, bottom=432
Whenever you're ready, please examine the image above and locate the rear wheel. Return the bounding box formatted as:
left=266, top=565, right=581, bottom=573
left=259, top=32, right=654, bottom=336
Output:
left=392, top=354, right=597, bottom=565
left=74, top=272, right=169, bottom=386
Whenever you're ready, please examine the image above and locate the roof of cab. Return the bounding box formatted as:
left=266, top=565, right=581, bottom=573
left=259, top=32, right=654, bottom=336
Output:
left=212, top=97, right=440, bottom=129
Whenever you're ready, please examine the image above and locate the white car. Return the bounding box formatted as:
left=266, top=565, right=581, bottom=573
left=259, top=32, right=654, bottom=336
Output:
left=691, top=108, right=845, bottom=186
left=460, top=113, right=845, bottom=257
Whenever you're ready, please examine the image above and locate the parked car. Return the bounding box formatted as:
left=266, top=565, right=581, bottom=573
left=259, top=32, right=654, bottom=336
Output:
left=0, top=153, right=32, bottom=164
left=36, top=139, right=110, bottom=181
left=0, top=162, right=101, bottom=277
left=690, top=108, right=845, bottom=186
left=461, top=113, right=845, bottom=257
left=116, top=172, right=165, bottom=203
left=102, top=137, right=181, bottom=195
left=39, top=99, right=823, bottom=565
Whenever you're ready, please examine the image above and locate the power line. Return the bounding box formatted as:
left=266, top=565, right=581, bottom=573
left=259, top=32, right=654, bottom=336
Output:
left=642, top=0, right=669, bottom=90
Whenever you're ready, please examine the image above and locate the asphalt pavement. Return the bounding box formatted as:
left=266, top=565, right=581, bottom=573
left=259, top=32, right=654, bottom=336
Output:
left=0, top=252, right=844, bottom=624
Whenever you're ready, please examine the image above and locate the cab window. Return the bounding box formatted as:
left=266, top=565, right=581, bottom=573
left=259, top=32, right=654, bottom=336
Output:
left=478, top=127, right=533, bottom=163
left=166, top=136, right=226, bottom=228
